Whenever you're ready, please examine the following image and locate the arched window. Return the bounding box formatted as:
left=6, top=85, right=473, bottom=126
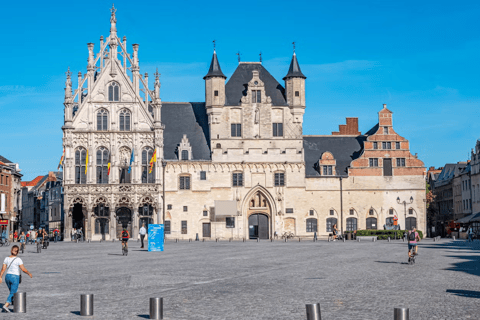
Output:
left=306, top=218, right=317, bottom=232
left=108, top=82, right=120, bottom=101
left=75, top=148, right=87, bottom=184
left=96, top=147, right=109, bottom=184
left=181, top=150, right=189, bottom=161
left=95, top=218, right=109, bottom=234
left=366, top=217, right=377, bottom=230
left=406, top=217, right=417, bottom=230
left=97, top=109, right=108, bottom=131
left=119, top=109, right=131, bottom=131
left=139, top=204, right=153, bottom=216
left=141, top=147, right=155, bottom=184
left=94, top=204, right=109, bottom=217
left=346, top=217, right=357, bottom=231
left=326, top=218, right=337, bottom=232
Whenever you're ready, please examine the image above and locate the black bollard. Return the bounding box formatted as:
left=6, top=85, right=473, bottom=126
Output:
left=195, top=233, right=199, bottom=241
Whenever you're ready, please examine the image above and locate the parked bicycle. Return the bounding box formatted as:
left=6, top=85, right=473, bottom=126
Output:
left=281, top=232, right=295, bottom=239
left=0, top=238, right=10, bottom=247
left=408, top=246, right=416, bottom=265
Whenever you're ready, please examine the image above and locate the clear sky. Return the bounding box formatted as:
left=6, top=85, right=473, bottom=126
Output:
left=0, top=0, right=479, bottom=180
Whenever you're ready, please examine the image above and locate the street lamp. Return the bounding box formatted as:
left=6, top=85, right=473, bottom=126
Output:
left=397, top=196, right=414, bottom=230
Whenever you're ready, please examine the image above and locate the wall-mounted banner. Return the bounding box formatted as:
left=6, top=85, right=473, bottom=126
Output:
left=148, top=224, right=164, bottom=252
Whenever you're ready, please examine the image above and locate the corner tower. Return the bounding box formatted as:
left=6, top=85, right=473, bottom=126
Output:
left=204, top=50, right=226, bottom=124
left=283, top=51, right=306, bottom=124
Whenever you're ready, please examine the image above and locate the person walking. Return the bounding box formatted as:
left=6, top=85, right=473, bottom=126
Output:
left=467, top=227, right=474, bottom=242
left=0, top=245, right=33, bottom=312
left=18, top=232, right=26, bottom=253
left=139, top=224, right=147, bottom=248
left=13, top=232, right=18, bottom=243
left=71, top=228, right=76, bottom=241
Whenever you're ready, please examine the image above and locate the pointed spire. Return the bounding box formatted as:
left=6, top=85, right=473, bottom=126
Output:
left=283, top=46, right=306, bottom=80
left=64, top=67, right=72, bottom=102
left=110, top=4, right=117, bottom=37
left=204, top=50, right=226, bottom=79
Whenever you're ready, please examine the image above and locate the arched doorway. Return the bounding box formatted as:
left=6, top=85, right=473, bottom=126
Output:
left=116, top=207, right=132, bottom=239
left=249, top=213, right=269, bottom=239
left=95, top=218, right=109, bottom=241
left=72, top=203, right=84, bottom=231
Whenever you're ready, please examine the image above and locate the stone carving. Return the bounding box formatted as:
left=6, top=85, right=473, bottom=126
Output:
left=95, top=133, right=110, bottom=146
left=254, top=107, right=260, bottom=124
left=93, top=196, right=109, bottom=207
left=139, top=133, right=154, bottom=146
left=118, top=147, right=131, bottom=166
left=118, top=185, right=133, bottom=193
left=117, top=134, right=133, bottom=148
left=73, top=133, right=88, bottom=147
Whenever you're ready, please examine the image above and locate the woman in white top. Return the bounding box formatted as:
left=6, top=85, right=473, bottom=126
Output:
left=0, top=245, right=32, bottom=312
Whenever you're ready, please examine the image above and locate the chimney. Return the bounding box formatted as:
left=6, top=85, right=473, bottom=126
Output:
left=332, top=117, right=361, bottom=135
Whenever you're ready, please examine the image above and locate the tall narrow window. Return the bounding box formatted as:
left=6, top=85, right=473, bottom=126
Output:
left=274, top=172, right=285, bottom=186
left=273, top=123, right=283, bottom=137
left=108, top=82, right=120, bottom=102
left=306, top=218, right=317, bottom=232
left=252, top=90, right=261, bottom=103
left=164, top=221, right=171, bottom=234
left=179, top=176, right=191, bottom=190
left=232, top=172, right=243, bottom=187
left=384, top=127, right=389, bottom=134
left=181, top=150, right=189, bottom=160
left=96, top=147, right=109, bottom=184
left=141, top=147, right=155, bottom=183
left=181, top=221, right=187, bottom=234
left=75, top=148, right=87, bottom=184
left=200, top=171, right=207, bottom=180
left=231, top=123, right=242, bottom=137
left=373, top=142, right=378, bottom=149
left=119, top=109, right=131, bottom=131
left=395, top=142, right=401, bottom=149
left=97, top=109, right=108, bottom=131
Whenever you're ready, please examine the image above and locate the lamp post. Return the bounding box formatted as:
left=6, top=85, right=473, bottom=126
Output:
left=397, top=196, right=414, bottom=230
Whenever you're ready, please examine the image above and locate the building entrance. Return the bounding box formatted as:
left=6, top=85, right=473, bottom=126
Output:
left=116, top=207, right=132, bottom=239
left=72, top=203, right=84, bottom=231
left=249, top=213, right=269, bottom=239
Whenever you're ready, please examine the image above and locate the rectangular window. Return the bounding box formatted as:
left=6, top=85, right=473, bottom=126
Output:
left=306, top=219, right=317, bottom=232
left=4, top=176, right=7, bottom=186
left=200, top=171, right=207, bottom=180
left=231, top=123, right=242, bottom=137
left=384, top=127, right=389, bottom=134
left=232, top=172, right=243, bottom=187
left=286, top=208, right=294, bottom=214
left=323, top=166, right=333, bottom=176
left=349, top=209, right=354, bottom=215
left=373, top=142, right=378, bottom=150
left=396, top=142, right=401, bottom=149
left=179, top=176, right=191, bottom=190
left=330, top=209, right=335, bottom=216
left=396, top=158, right=406, bottom=167
left=164, top=221, right=171, bottom=234
left=226, top=217, right=235, bottom=228
left=382, top=142, right=391, bottom=149
left=214, top=90, right=219, bottom=97
left=369, top=209, right=374, bottom=215
left=252, top=90, right=261, bottom=103
left=389, top=208, right=394, bottom=215
left=309, top=210, right=314, bottom=216
left=203, top=210, right=208, bottom=217
left=274, top=172, right=285, bottom=186
left=408, top=208, right=413, bottom=215
left=167, top=204, right=172, bottom=210
left=295, top=91, right=300, bottom=97
left=181, top=221, right=187, bottom=234
left=181, top=150, right=189, bottom=160
left=183, top=206, right=188, bottom=212
left=369, top=158, right=379, bottom=167
left=273, top=123, right=283, bottom=137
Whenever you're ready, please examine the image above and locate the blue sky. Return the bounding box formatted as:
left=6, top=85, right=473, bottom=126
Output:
left=0, top=0, right=479, bottom=180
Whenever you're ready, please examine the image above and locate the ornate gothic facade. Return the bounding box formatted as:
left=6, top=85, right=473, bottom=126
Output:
left=62, top=7, right=426, bottom=241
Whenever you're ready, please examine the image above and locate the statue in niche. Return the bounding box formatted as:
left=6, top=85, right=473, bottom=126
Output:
left=254, top=107, right=260, bottom=124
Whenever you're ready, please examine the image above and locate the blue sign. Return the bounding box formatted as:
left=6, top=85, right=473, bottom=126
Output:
left=148, top=224, right=164, bottom=252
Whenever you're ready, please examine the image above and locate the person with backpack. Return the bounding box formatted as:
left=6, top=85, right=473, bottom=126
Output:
left=0, top=245, right=33, bottom=313
left=408, top=226, right=420, bottom=258
left=121, top=228, right=130, bottom=250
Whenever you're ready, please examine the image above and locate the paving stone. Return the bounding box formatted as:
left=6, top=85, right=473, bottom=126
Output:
left=0, top=239, right=478, bottom=319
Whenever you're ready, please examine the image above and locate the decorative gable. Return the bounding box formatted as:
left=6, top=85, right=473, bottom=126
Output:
left=177, top=135, right=192, bottom=161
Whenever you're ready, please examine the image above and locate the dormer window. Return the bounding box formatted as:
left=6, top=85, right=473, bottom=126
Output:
left=178, top=134, right=192, bottom=160
left=108, top=82, right=120, bottom=102
left=252, top=90, right=261, bottom=103
left=323, top=166, right=333, bottom=176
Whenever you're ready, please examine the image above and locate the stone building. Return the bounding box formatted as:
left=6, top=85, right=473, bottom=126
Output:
left=62, top=7, right=426, bottom=241
left=0, top=155, right=23, bottom=232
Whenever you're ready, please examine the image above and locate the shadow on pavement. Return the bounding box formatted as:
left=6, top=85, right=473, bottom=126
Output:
left=70, top=311, right=81, bottom=315
left=446, top=289, right=480, bottom=299
left=137, top=315, right=150, bottom=319
left=107, top=253, right=124, bottom=256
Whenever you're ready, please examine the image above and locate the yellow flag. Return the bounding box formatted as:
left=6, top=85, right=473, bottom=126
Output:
left=149, top=149, right=157, bottom=174
left=85, top=150, right=88, bottom=175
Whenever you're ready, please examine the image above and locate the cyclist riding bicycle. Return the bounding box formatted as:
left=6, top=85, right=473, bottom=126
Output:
left=121, top=228, right=130, bottom=250
left=408, top=227, right=420, bottom=258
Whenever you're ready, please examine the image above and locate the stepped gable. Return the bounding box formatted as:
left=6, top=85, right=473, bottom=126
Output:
left=303, top=136, right=366, bottom=176
left=225, top=63, right=287, bottom=106
left=161, top=102, right=211, bottom=161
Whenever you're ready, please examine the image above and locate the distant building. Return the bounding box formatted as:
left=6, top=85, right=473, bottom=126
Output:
left=0, top=155, right=23, bottom=232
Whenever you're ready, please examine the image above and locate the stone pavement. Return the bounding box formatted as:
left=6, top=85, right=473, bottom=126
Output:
left=0, top=238, right=479, bottom=320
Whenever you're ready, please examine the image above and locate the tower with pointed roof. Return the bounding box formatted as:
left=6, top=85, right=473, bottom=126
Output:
left=204, top=49, right=226, bottom=125
left=284, top=51, right=306, bottom=124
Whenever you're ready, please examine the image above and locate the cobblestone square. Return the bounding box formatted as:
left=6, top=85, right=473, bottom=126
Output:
left=0, top=238, right=479, bottom=319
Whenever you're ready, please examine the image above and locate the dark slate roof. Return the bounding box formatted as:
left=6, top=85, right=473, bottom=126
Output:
left=0, top=155, right=13, bottom=164
left=203, top=51, right=226, bottom=79
left=162, top=102, right=211, bottom=161
left=364, top=123, right=379, bottom=136
left=303, top=136, right=366, bottom=176
left=283, top=53, right=306, bottom=80
left=225, top=63, right=287, bottom=106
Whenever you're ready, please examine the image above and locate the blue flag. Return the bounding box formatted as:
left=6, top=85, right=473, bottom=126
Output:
left=128, top=148, right=134, bottom=173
